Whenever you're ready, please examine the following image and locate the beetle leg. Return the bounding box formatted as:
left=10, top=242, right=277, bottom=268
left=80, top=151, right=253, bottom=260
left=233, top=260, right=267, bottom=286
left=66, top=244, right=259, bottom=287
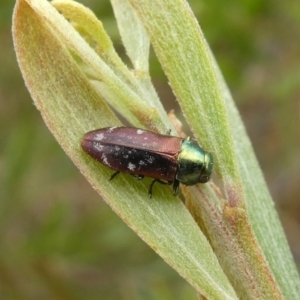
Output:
left=131, top=174, right=144, bottom=180
left=148, top=179, right=170, bottom=198
left=109, top=171, right=120, bottom=181
left=172, top=180, right=180, bottom=196
left=148, top=179, right=156, bottom=198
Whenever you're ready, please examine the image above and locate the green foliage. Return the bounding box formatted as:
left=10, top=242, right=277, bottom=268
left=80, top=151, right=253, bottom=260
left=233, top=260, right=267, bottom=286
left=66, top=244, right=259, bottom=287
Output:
left=1, top=0, right=299, bottom=298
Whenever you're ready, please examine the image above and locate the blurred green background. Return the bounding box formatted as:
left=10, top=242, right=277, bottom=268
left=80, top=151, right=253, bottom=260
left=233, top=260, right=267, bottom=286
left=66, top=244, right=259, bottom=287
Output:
left=1, top=0, right=300, bottom=299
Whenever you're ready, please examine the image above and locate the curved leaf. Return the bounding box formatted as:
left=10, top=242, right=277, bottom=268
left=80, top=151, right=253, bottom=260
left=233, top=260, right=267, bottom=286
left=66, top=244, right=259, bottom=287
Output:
left=12, top=0, right=238, bottom=299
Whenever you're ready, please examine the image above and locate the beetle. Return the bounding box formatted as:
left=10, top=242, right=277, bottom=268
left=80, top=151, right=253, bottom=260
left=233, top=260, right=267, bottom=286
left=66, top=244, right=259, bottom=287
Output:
left=81, top=126, right=213, bottom=197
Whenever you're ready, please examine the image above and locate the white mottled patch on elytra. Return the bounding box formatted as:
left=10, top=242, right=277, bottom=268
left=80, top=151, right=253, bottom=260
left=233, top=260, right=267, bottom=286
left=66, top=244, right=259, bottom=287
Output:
left=148, top=156, right=155, bottom=163
left=115, top=146, right=120, bottom=151
left=124, top=155, right=129, bottom=159
left=95, top=133, right=104, bottom=141
left=128, top=162, right=136, bottom=171
left=139, top=160, right=146, bottom=165
left=137, top=129, right=144, bottom=135
left=101, top=154, right=111, bottom=167
left=94, top=143, right=104, bottom=151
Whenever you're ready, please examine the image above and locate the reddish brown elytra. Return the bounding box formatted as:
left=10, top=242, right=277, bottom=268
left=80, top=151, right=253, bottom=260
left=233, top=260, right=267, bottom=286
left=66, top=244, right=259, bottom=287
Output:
left=81, top=126, right=213, bottom=197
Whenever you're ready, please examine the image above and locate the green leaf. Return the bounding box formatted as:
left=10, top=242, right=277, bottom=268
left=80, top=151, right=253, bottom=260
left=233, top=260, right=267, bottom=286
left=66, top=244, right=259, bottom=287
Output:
left=128, top=0, right=300, bottom=299
left=12, top=0, right=238, bottom=299
left=111, top=0, right=150, bottom=71
left=217, top=59, right=300, bottom=300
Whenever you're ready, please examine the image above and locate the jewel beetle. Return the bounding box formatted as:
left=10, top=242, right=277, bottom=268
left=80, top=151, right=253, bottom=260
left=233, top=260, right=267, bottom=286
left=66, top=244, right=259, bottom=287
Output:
left=81, top=126, right=213, bottom=197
